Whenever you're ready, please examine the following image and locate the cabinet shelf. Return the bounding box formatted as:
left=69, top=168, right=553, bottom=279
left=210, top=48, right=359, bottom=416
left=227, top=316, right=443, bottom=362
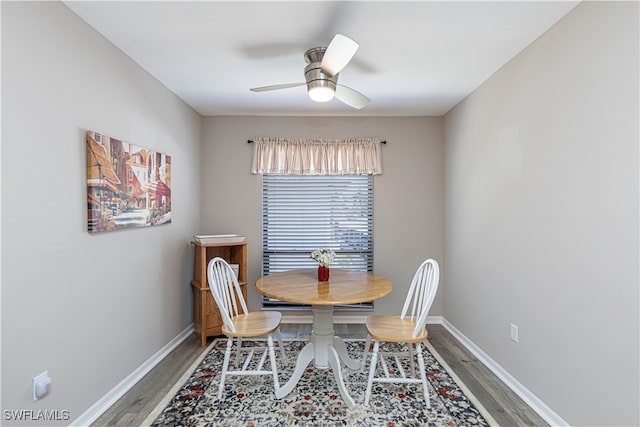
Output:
left=191, top=240, right=248, bottom=347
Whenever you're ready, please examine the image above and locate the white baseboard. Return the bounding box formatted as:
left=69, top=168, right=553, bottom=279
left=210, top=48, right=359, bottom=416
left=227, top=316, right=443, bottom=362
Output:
left=440, top=318, right=568, bottom=427
left=427, top=315, right=444, bottom=324
left=69, top=324, right=195, bottom=427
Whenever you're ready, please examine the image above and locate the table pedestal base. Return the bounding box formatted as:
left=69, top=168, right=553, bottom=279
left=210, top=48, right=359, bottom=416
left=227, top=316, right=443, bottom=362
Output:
left=275, top=305, right=361, bottom=408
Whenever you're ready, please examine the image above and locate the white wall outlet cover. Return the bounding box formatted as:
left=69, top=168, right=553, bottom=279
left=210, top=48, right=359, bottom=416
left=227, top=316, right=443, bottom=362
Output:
left=510, top=323, right=519, bottom=343
left=33, top=371, right=52, bottom=401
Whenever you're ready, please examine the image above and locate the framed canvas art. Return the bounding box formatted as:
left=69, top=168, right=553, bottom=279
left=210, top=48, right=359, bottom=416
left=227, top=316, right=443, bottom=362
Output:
left=86, top=130, right=171, bottom=233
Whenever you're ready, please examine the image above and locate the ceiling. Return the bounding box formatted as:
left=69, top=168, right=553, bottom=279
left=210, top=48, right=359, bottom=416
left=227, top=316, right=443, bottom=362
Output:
left=63, top=1, right=579, bottom=117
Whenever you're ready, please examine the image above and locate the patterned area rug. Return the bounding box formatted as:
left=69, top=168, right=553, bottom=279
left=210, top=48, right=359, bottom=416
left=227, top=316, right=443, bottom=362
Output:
left=142, top=339, right=498, bottom=427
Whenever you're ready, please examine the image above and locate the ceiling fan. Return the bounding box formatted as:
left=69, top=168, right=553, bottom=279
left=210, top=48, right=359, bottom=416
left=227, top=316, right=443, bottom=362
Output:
left=250, top=34, right=370, bottom=110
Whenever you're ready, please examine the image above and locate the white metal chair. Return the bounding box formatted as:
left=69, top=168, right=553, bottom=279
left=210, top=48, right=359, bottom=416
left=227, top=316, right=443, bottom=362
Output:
left=207, top=257, right=287, bottom=399
left=361, top=259, right=440, bottom=407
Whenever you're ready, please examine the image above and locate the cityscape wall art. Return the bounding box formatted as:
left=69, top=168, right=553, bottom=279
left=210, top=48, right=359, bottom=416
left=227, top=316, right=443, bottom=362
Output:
left=86, top=130, right=171, bottom=233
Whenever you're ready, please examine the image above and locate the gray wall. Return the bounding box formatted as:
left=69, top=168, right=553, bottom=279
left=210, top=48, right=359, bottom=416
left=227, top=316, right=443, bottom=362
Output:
left=1, top=2, right=202, bottom=425
left=443, top=2, right=639, bottom=426
left=200, top=116, right=445, bottom=316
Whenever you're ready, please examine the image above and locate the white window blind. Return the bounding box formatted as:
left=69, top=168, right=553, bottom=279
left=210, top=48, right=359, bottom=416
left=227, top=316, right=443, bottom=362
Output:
left=262, top=174, right=374, bottom=310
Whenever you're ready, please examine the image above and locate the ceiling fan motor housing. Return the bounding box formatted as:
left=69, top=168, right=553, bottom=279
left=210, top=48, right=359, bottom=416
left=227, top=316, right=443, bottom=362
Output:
left=304, top=47, right=337, bottom=101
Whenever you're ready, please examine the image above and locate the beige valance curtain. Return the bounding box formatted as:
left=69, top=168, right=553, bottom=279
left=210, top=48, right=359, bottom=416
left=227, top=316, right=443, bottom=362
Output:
left=250, top=137, right=382, bottom=175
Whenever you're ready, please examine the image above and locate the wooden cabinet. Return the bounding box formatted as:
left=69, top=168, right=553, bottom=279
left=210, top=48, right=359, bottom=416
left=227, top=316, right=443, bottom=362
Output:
left=191, top=241, right=248, bottom=347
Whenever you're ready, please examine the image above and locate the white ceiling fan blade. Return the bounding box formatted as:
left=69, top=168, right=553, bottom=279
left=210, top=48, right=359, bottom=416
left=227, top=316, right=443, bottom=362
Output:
left=250, top=82, right=305, bottom=92
left=321, top=34, right=359, bottom=77
left=335, top=85, right=370, bottom=109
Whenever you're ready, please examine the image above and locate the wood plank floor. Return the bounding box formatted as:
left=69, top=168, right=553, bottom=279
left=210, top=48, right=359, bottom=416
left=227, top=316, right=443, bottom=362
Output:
left=91, top=323, right=548, bottom=426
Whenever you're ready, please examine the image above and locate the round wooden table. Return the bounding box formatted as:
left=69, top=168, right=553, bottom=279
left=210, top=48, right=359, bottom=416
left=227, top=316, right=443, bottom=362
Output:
left=256, top=268, right=392, bottom=408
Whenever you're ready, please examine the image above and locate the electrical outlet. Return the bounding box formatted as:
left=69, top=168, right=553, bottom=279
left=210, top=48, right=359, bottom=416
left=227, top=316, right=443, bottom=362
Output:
left=33, top=371, right=52, bottom=401
left=510, top=323, right=519, bottom=343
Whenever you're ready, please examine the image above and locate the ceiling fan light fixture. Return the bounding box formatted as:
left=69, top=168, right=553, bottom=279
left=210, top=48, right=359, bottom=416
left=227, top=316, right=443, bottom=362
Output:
left=305, top=61, right=337, bottom=103
left=308, top=83, right=335, bottom=102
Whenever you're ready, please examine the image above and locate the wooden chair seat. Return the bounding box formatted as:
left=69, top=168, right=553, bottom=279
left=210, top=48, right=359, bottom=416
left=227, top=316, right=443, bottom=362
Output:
left=223, top=311, right=283, bottom=337
left=365, top=315, right=428, bottom=343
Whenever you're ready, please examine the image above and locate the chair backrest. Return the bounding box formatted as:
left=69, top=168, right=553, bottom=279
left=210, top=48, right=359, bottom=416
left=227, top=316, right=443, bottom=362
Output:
left=399, top=259, right=440, bottom=338
left=207, top=257, right=248, bottom=333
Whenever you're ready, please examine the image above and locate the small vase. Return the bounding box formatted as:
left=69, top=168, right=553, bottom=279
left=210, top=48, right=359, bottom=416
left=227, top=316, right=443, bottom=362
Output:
left=318, top=265, right=330, bottom=281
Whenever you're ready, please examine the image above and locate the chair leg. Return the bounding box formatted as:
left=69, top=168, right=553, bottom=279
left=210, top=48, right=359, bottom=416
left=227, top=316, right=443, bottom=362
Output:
left=235, top=337, right=243, bottom=368
left=416, top=342, right=430, bottom=409
left=361, top=334, right=372, bottom=371
left=408, top=342, right=416, bottom=376
left=218, top=336, right=233, bottom=399
left=364, top=340, right=379, bottom=406
left=275, top=329, right=288, bottom=367
left=267, top=335, right=280, bottom=393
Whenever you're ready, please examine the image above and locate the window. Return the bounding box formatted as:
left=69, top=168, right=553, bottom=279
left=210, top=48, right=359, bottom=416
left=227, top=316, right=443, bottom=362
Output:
left=262, top=174, right=374, bottom=310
